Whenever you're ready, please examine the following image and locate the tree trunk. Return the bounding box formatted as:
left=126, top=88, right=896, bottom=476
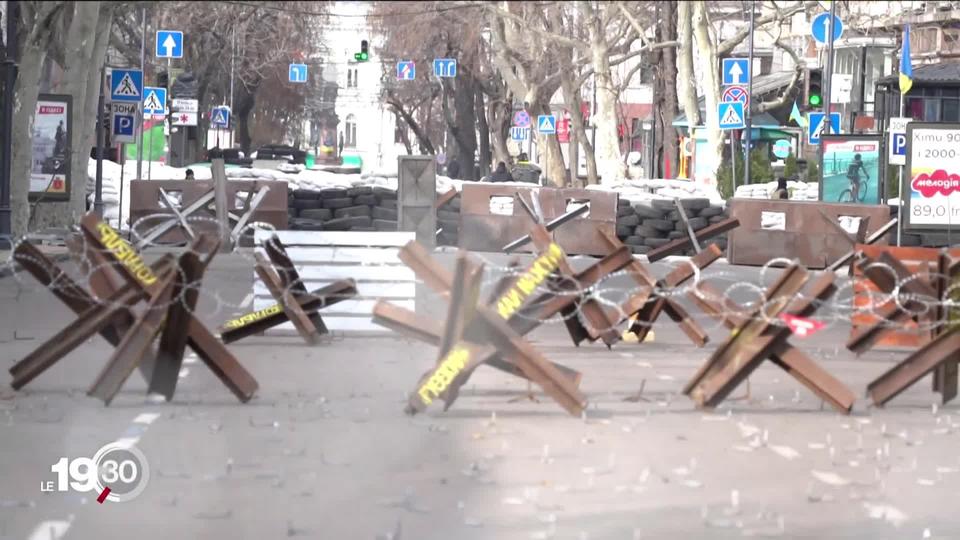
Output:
left=587, top=33, right=623, bottom=184
left=692, top=0, right=722, bottom=188
left=561, top=68, right=597, bottom=185
left=235, top=88, right=256, bottom=154
left=475, top=88, right=491, bottom=179
left=658, top=1, right=679, bottom=179
left=10, top=44, right=46, bottom=237
left=488, top=100, right=510, bottom=167
left=677, top=0, right=700, bottom=132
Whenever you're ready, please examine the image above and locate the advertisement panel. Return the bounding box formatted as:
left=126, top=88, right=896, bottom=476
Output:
left=30, top=94, right=72, bottom=200
left=819, top=134, right=882, bottom=205
left=904, top=122, right=960, bottom=231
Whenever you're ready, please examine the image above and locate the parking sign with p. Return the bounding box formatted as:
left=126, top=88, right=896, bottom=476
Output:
left=888, top=117, right=911, bottom=166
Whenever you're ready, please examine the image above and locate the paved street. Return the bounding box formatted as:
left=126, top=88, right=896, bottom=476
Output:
left=0, top=250, right=957, bottom=539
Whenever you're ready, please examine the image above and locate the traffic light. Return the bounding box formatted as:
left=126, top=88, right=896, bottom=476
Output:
left=354, top=40, right=369, bottom=62
left=805, top=68, right=823, bottom=109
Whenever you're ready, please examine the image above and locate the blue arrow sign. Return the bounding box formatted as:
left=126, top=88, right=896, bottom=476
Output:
left=210, top=106, right=230, bottom=129
left=289, top=64, right=308, bottom=83
left=811, top=13, right=843, bottom=45
left=142, top=87, right=166, bottom=115
left=722, top=58, right=750, bottom=86
left=537, top=114, right=557, bottom=135
left=156, top=30, right=184, bottom=59
left=510, top=127, right=529, bottom=141
left=110, top=69, right=143, bottom=103
left=433, top=58, right=457, bottom=78
left=807, top=112, right=841, bottom=145
left=396, top=61, right=415, bottom=80
left=718, top=102, right=746, bottom=130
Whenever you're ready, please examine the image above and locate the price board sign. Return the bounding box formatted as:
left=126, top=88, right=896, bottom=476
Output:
left=904, top=122, right=960, bottom=231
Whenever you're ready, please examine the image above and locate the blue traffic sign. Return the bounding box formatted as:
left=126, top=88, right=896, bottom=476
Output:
left=433, top=58, right=457, bottom=78
left=142, top=87, right=166, bottom=115
left=210, top=106, right=230, bottom=129
left=722, top=58, right=750, bottom=86
left=811, top=13, right=843, bottom=45
left=396, top=61, right=415, bottom=80
left=510, top=127, right=529, bottom=141
left=156, top=30, right=184, bottom=59
left=718, top=102, right=745, bottom=130
left=892, top=133, right=907, bottom=157
left=110, top=69, right=143, bottom=103
left=289, top=64, right=308, bottom=83
left=807, top=112, right=841, bottom=145
left=113, top=113, right=135, bottom=138
left=537, top=114, right=557, bottom=135
left=772, top=139, right=792, bottom=159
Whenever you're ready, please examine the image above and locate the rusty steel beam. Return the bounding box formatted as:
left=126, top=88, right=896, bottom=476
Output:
left=254, top=251, right=320, bottom=344
left=434, top=187, right=458, bottom=210
left=867, top=327, right=960, bottom=406
left=646, top=217, right=740, bottom=262
left=264, top=235, right=327, bottom=334
left=826, top=218, right=898, bottom=273
left=691, top=273, right=846, bottom=410
left=149, top=251, right=205, bottom=400
left=88, top=273, right=176, bottom=405
left=371, top=300, right=583, bottom=385
left=691, top=279, right=855, bottom=413
left=685, top=264, right=810, bottom=398
left=219, top=279, right=358, bottom=343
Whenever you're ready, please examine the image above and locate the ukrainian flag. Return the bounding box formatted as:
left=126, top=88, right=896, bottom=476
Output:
left=899, top=25, right=913, bottom=94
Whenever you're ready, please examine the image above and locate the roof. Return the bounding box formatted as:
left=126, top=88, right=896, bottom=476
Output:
left=673, top=71, right=796, bottom=126
left=878, top=62, right=960, bottom=86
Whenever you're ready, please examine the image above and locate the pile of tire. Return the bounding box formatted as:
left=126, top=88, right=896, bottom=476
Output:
left=615, top=198, right=730, bottom=256
left=287, top=186, right=399, bottom=231
left=436, top=192, right=462, bottom=246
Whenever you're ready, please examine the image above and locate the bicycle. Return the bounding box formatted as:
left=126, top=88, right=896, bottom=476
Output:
left=838, top=176, right=868, bottom=203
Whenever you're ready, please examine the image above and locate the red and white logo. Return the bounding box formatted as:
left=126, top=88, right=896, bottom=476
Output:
left=780, top=313, right=825, bottom=337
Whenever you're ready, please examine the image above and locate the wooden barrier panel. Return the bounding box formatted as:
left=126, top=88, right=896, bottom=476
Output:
left=726, top=199, right=891, bottom=268
left=129, top=179, right=288, bottom=244
left=251, top=230, right=416, bottom=335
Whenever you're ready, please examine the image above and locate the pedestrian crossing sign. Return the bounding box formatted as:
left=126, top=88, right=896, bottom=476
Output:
left=717, top=101, right=745, bottom=130
left=142, top=87, right=167, bottom=115
left=537, top=114, right=557, bottom=134
left=110, top=69, right=143, bottom=103
left=211, top=106, right=230, bottom=129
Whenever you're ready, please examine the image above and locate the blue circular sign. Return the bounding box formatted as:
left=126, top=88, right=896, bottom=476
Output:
left=811, top=13, right=843, bottom=45
left=773, top=139, right=792, bottom=159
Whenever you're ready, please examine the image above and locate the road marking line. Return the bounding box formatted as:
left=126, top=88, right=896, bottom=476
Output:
left=240, top=292, right=254, bottom=308
left=132, top=412, right=160, bottom=425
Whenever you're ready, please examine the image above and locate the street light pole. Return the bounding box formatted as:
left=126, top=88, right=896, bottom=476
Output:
left=743, top=0, right=755, bottom=187
left=0, top=0, right=19, bottom=247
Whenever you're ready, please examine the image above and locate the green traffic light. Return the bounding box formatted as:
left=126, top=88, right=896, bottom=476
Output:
left=360, top=52, right=368, bottom=61
left=809, top=94, right=822, bottom=107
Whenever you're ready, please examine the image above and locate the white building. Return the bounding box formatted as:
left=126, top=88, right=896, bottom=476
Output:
left=310, top=1, right=404, bottom=173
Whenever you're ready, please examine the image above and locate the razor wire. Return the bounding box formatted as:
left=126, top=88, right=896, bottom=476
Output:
left=2, top=217, right=958, bottom=341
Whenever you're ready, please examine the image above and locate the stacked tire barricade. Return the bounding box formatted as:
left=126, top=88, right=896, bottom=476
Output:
left=613, top=198, right=730, bottom=256
left=288, top=186, right=400, bottom=232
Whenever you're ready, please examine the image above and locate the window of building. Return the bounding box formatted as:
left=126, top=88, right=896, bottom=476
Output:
left=346, top=68, right=358, bottom=88
left=345, top=114, right=357, bottom=147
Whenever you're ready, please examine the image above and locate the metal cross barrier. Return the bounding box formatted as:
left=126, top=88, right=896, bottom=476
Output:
left=8, top=213, right=259, bottom=405
left=372, top=234, right=637, bottom=415
left=600, top=231, right=721, bottom=347
left=645, top=217, right=740, bottom=262
left=219, top=234, right=358, bottom=344
left=848, top=249, right=960, bottom=406
left=683, top=264, right=855, bottom=413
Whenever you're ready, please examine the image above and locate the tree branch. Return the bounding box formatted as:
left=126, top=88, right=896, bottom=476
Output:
left=716, top=1, right=811, bottom=56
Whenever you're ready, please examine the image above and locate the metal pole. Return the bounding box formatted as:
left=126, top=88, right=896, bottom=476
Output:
left=230, top=27, right=235, bottom=110
left=136, top=6, right=146, bottom=181
left=743, top=0, right=755, bottom=187
left=822, top=1, right=837, bottom=133
left=896, top=92, right=904, bottom=247
left=165, top=56, right=170, bottom=164
left=0, top=0, right=20, bottom=246
left=730, top=134, right=736, bottom=195
left=95, top=65, right=105, bottom=218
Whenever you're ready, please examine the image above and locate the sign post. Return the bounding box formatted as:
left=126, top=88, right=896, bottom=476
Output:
left=903, top=122, right=960, bottom=237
